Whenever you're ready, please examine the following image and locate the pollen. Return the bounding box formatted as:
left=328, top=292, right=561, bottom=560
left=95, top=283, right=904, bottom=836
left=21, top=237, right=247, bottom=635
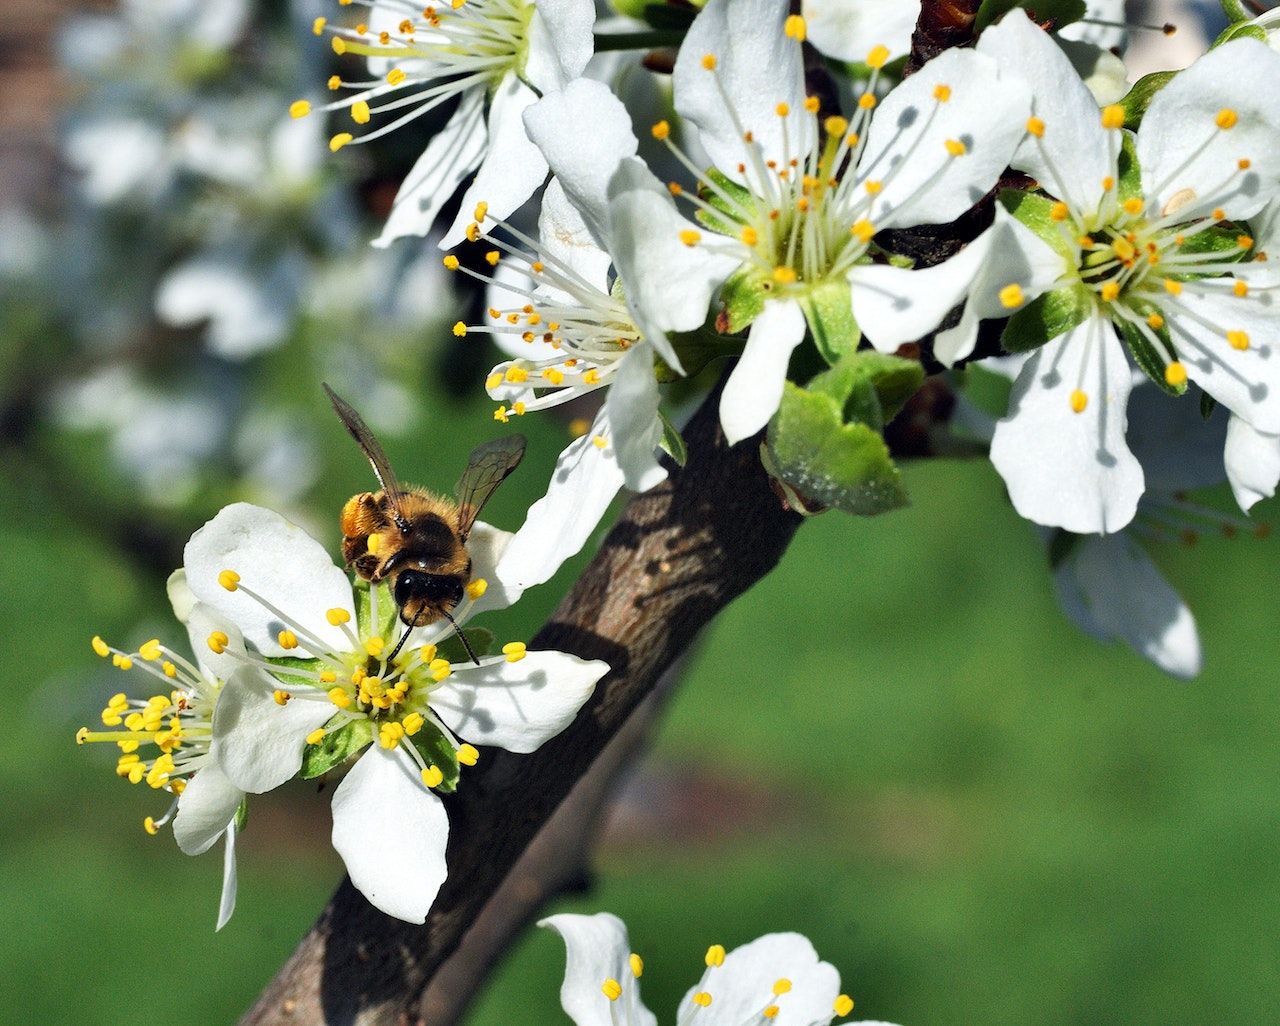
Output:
left=772, top=266, right=798, bottom=284
left=329, top=133, right=353, bottom=152
left=834, top=995, right=855, bottom=1017
left=306, top=727, right=327, bottom=745
left=944, top=138, right=967, bottom=156
left=824, top=115, right=848, bottom=137
left=772, top=979, right=793, bottom=995
left=351, top=101, right=371, bottom=124
left=144, top=817, right=159, bottom=835
left=327, top=607, right=351, bottom=626
left=705, top=943, right=726, bottom=967
left=1101, top=105, right=1125, bottom=130
left=92, top=636, right=110, bottom=657
left=680, top=228, right=702, bottom=246
left=474, top=200, right=488, bottom=222
left=218, top=569, right=241, bottom=591
left=290, top=100, right=311, bottom=119
left=998, top=283, right=1026, bottom=309
left=313, top=16, right=327, bottom=34
left=328, top=75, right=341, bottom=90
left=1070, top=389, right=1088, bottom=413
left=1099, top=281, right=1120, bottom=303
left=485, top=250, right=500, bottom=266
left=851, top=220, right=875, bottom=243
left=328, top=687, right=351, bottom=708
left=1050, top=202, right=1069, bottom=222
left=503, top=641, right=528, bottom=663
left=740, top=225, right=759, bottom=246
left=602, top=979, right=623, bottom=1002
left=1238, top=235, right=1254, bottom=250
left=701, top=54, right=716, bottom=71
left=332, top=36, right=346, bottom=55
left=1165, top=361, right=1188, bottom=386
left=1234, top=280, right=1249, bottom=297
left=1227, top=329, right=1250, bottom=351
left=866, top=44, right=889, bottom=69
left=775, top=102, right=790, bottom=118
left=443, top=255, right=460, bottom=270
left=273, top=690, right=292, bottom=705
left=1147, top=312, right=1165, bottom=329
left=763, top=1007, right=779, bottom=1019
left=278, top=629, right=299, bottom=650
left=784, top=14, right=806, bottom=40
left=1122, top=197, right=1143, bottom=216
left=864, top=180, right=882, bottom=195
left=386, top=68, right=407, bottom=86
left=422, top=765, right=444, bottom=788
left=593, top=435, right=608, bottom=449
left=692, top=992, right=713, bottom=1008
left=933, top=84, right=952, bottom=102
left=466, top=577, right=488, bottom=600
left=1215, top=108, right=1239, bottom=130
left=1026, top=116, right=1045, bottom=138
left=858, top=93, right=877, bottom=110
left=453, top=321, right=467, bottom=337
left=804, top=96, right=820, bottom=113
left=457, top=743, right=480, bottom=766
left=1163, top=278, right=1183, bottom=296
left=208, top=631, right=230, bottom=655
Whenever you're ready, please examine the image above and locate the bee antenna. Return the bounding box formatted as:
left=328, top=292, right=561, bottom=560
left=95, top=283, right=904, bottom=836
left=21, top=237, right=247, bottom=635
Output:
left=443, top=609, right=481, bottom=665
left=385, top=605, right=425, bottom=666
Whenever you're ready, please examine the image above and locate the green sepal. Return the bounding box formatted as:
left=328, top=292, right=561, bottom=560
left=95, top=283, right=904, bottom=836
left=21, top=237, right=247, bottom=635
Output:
left=1117, top=71, right=1177, bottom=130
left=264, top=655, right=325, bottom=690
left=1175, top=224, right=1253, bottom=267
left=1200, top=390, right=1218, bottom=421
left=1001, top=285, right=1093, bottom=352
left=664, top=324, right=746, bottom=379
left=234, top=797, right=249, bottom=832
left=808, top=349, right=925, bottom=426
left=1212, top=21, right=1266, bottom=46
left=354, top=579, right=397, bottom=646
left=639, top=2, right=698, bottom=32
left=976, top=0, right=1085, bottom=32
left=437, top=627, right=495, bottom=665
left=1216, top=0, right=1252, bottom=23
left=718, top=265, right=768, bottom=335
left=300, top=718, right=374, bottom=779
left=1116, top=300, right=1185, bottom=397
left=999, top=189, right=1076, bottom=261
left=658, top=409, right=688, bottom=467
left=797, top=282, right=861, bottom=365
left=1046, top=528, right=1082, bottom=569
left=1116, top=133, right=1143, bottom=205
left=410, top=723, right=462, bottom=794
left=695, top=168, right=752, bottom=238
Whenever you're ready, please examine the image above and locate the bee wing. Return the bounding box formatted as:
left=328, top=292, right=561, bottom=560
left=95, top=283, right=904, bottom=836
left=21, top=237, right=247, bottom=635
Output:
left=323, top=383, right=411, bottom=526
left=454, top=433, right=527, bottom=541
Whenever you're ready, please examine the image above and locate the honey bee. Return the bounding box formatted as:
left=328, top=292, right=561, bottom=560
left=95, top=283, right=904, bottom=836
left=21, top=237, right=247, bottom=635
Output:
left=324, top=383, right=526, bottom=661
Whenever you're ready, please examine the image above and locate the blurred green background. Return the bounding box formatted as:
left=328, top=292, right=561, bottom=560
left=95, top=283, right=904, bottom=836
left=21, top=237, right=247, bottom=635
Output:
left=4, top=378, right=1278, bottom=1024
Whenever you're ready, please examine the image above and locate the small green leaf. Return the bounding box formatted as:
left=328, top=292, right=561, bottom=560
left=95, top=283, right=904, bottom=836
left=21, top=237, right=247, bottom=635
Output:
left=718, top=265, right=768, bottom=334
left=1116, top=133, right=1143, bottom=205
left=411, top=724, right=462, bottom=794
left=666, top=324, right=745, bottom=379
left=354, top=579, right=397, bottom=644
left=300, top=719, right=374, bottom=780
left=658, top=410, right=688, bottom=467
left=797, top=282, right=861, bottom=364
left=696, top=169, right=753, bottom=238
left=766, top=381, right=910, bottom=517
left=1116, top=301, right=1185, bottom=397
left=437, top=627, right=495, bottom=665
left=999, top=189, right=1076, bottom=261
left=1117, top=71, right=1177, bottom=129
left=234, top=797, right=249, bottom=832
left=1001, top=285, right=1093, bottom=352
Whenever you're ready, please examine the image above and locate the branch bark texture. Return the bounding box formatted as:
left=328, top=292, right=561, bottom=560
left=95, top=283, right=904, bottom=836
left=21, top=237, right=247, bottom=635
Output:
left=236, top=377, right=804, bottom=1026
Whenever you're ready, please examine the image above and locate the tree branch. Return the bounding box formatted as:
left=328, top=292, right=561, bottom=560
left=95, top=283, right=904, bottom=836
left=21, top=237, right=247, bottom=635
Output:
left=236, top=375, right=804, bottom=1026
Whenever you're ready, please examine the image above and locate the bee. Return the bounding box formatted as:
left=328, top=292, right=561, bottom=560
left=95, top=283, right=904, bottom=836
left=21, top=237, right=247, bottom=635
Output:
left=323, top=383, right=526, bottom=662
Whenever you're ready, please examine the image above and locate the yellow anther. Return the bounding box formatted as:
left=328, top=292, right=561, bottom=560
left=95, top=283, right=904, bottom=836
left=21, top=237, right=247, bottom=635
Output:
left=208, top=631, right=229, bottom=655
left=326, top=607, right=351, bottom=627
left=422, top=764, right=444, bottom=788
left=1099, top=281, right=1120, bottom=303
left=701, top=54, right=716, bottom=71
left=775, top=102, right=790, bottom=117
left=784, top=14, right=806, bottom=40
left=366, top=636, right=386, bottom=658
left=1163, top=278, right=1183, bottom=296
left=290, top=100, right=312, bottom=119
left=144, top=817, right=159, bottom=835
left=466, top=577, right=488, bottom=599
left=592, top=435, right=608, bottom=449
left=680, top=228, right=702, bottom=247
left=999, top=283, right=1026, bottom=309
left=1101, top=105, right=1124, bottom=130
left=1101, top=176, right=1115, bottom=192
left=764, top=1007, right=780, bottom=1019
left=1233, top=280, right=1249, bottom=297
left=1165, top=361, right=1188, bottom=386
left=1070, top=389, right=1088, bottom=414
left=429, top=658, right=452, bottom=682
left=852, top=220, right=875, bottom=243
left=218, top=569, right=240, bottom=591
left=351, top=100, right=371, bottom=124
left=624, top=952, right=643, bottom=978
left=386, top=68, right=407, bottom=86
left=306, top=727, right=327, bottom=745
left=1113, top=236, right=1135, bottom=263
left=1122, top=197, right=1143, bottom=215
left=1212, top=207, right=1226, bottom=222
left=1147, top=312, right=1165, bottom=329
left=1049, top=201, right=1069, bottom=223
left=1227, top=329, right=1250, bottom=351
left=864, top=180, right=882, bottom=195
left=933, top=84, right=952, bottom=102
left=503, top=641, right=528, bottom=663
left=858, top=93, right=877, bottom=110
left=773, top=979, right=792, bottom=995
left=824, top=115, right=848, bottom=137
left=1026, top=116, right=1045, bottom=138
left=542, top=367, right=565, bottom=385
left=944, top=138, right=966, bottom=157
left=1238, top=235, right=1254, bottom=250
left=332, top=36, right=346, bottom=54
left=330, top=133, right=353, bottom=152
left=278, top=629, right=299, bottom=650
left=485, top=250, right=500, bottom=266
left=602, top=979, right=623, bottom=1002
left=834, top=995, right=855, bottom=1017
left=692, top=992, right=713, bottom=1007
left=1216, top=108, right=1239, bottom=130
left=772, top=266, right=798, bottom=285
left=474, top=200, right=488, bottom=222
left=705, top=944, right=726, bottom=967
left=804, top=96, right=820, bottom=113
left=504, top=365, right=529, bottom=383
left=273, top=690, right=292, bottom=706
left=328, top=75, right=341, bottom=90
left=328, top=687, right=351, bottom=707
left=866, top=44, right=889, bottom=69
left=402, top=712, right=425, bottom=735
left=313, top=16, right=327, bottom=34
left=494, top=406, right=509, bottom=423
left=740, top=225, right=759, bottom=246
left=75, top=727, right=90, bottom=745
left=92, top=636, right=111, bottom=657
left=138, top=639, right=162, bottom=661
left=583, top=368, right=601, bottom=385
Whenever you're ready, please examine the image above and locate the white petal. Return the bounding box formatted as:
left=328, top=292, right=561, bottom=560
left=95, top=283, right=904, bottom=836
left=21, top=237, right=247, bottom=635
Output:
left=1138, top=39, right=1280, bottom=223
left=215, top=820, right=238, bottom=931
left=976, top=13, right=1111, bottom=214
left=1058, top=0, right=1128, bottom=50
left=991, top=319, right=1144, bottom=533
left=495, top=420, right=627, bottom=590
left=673, top=0, right=812, bottom=179
left=463, top=521, right=522, bottom=614
left=538, top=177, right=614, bottom=297
left=862, top=48, right=1029, bottom=230
left=850, top=229, right=995, bottom=356
left=1053, top=533, right=1202, bottom=679
left=678, top=933, right=840, bottom=1026
left=183, top=503, right=355, bottom=656
left=524, top=0, right=596, bottom=92
left=1124, top=383, right=1226, bottom=493
left=539, top=913, right=657, bottom=1026
left=374, top=87, right=488, bottom=248
left=211, top=666, right=334, bottom=793
left=524, top=78, right=639, bottom=246
left=605, top=345, right=667, bottom=492
left=720, top=298, right=807, bottom=445
left=442, top=76, right=548, bottom=248
left=1225, top=414, right=1280, bottom=511
left=802, top=0, right=919, bottom=62
left=330, top=745, right=449, bottom=924
left=431, top=650, right=606, bottom=752
left=173, top=762, right=242, bottom=856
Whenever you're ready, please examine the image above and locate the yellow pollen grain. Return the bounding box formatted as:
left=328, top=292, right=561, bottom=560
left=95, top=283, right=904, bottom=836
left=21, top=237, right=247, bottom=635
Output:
left=494, top=406, right=509, bottom=423
left=852, top=220, right=875, bottom=243
left=368, top=534, right=380, bottom=555
left=999, top=283, right=1026, bottom=309
left=457, top=743, right=480, bottom=766
left=1238, top=235, right=1254, bottom=250
left=399, top=18, right=414, bottom=32
left=602, top=980, right=623, bottom=1002
left=290, top=100, right=311, bottom=119
left=834, top=995, right=855, bottom=1017
left=139, top=639, right=162, bottom=661
left=680, top=228, right=702, bottom=246
left=218, top=569, right=240, bottom=591
left=366, top=636, right=385, bottom=658
left=583, top=368, right=600, bottom=385
left=485, top=250, right=500, bottom=266
left=804, top=96, right=820, bottom=113
left=1101, top=105, right=1124, bottom=130
left=328, top=687, right=351, bottom=707
left=332, top=36, right=346, bottom=54
left=1122, top=197, right=1143, bottom=215
left=465, top=577, right=488, bottom=600
left=330, top=133, right=353, bottom=152
left=1165, top=361, right=1188, bottom=386
left=92, top=636, right=110, bottom=657
left=473, top=200, right=488, bottom=222
left=402, top=712, right=424, bottom=735
left=702, top=54, right=716, bottom=70
left=706, top=944, right=726, bottom=967
left=144, top=817, right=159, bottom=835
left=592, top=434, right=608, bottom=449
left=1147, top=312, right=1165, bottom=329
left=442, top=255, right=460, bottom=271
left=351, top=100, right=371, bottom=124
left=503, top=641, right=528, bottom=662
left=1070, top=389, right=1088, bottom=414
left=1100, top=281, right=1120, bottom=303
left=692, top=992, right=712, bottom=1008
left=933, top=84, right=952, bottom=102
left=386, top=68, right=407, bottom=86
left=273, top=690, right=292, bottom=706
left=784, top=14, right=806, bottom=40
left=764, top=1008, right=780, bottom=1020
left=466, top=222, right=481, bottom=242
left=1163, top=278, right=1183, bottom=296
left=858, top=93, right=877, bottom=110
left=327, top=607, right=351, bottom=626
left=629, top=953, right=644, bottom=978
left=1227, top=329, right=1250, bottom=351
left=313, top=16, right=327, bottom=34
left=864, top=180, right=882, bottom=195
left=278, top=629, right=299, bottom=650
left=328, top=75, right=341, bottom=90
left=1233, top=280, right=1249, bottom=297
left=773, top=979, right=793, bottom=995
left=422, top=765, right=444, bottom=788
left=208, top=631, right=229, bottom=655
left=453, top=321, right=467, bottom=337
left=772, top=266, right=798, bottom=284
left=776, top=102, right=790, bottom=117
left=825, top=115, right=848, bottom=137
left=945, top=138, right=966, bottom=156
left=113, top=654, right=133, bottom=671
left=866, top=44, right=889, bottom=69
left=306, top=727, right=327, bottom=745
left=1026, top=116, right=1045, bottom=138
left=1216, top=108, right=1238, bottom=130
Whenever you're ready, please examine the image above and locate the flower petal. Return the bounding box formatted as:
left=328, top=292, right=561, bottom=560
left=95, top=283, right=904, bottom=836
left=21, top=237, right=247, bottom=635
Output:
left=431, top=650, right=606, bottom=752
left=1053, top=533, right=1202, bottom=679
left=720, top=298, right=807, bottom=445
left=862, top=47, right=1029, bottom=230
left=216, top=821, right=238, bottom=932
left=539, top=913, right=657, bottom=1026
left=677, top=933, right=840, bottom=1026
left=173, top=761, right=242, bottom=856
left=802, top=0, right=919, bottom=62
left=605, top=344, right=666, bottom=492
left=991, top=318, right=1144, bottom=533
left=330, top=745, right=449, bottom=923
left=1225, top=414, right=1280, bottom=511
left=211, top=665, right=334, bottom=793
left=462, top=521, right=522, bottom=614
left=524, top=0, right=595, bottom=92
left=183, top=502, right=355, bottom=656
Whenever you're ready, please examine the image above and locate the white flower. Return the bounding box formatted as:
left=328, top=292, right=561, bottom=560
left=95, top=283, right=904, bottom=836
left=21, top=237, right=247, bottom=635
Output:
left=298, top=0, right=595, bottom=248
left=180, top=502, right=607, bottom=922
left=800, top=0, right=919, bottom=65
left=76, top=581, right=268, bottom=929
left=541, top=912, right=896, bottom=1026
left=970, top=15, right=1280, bottom=534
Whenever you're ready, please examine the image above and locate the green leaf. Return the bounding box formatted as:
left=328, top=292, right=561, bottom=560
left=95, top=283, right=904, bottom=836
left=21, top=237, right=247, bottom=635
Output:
left=666, top=323, right=745, bottom=379
left=410, top=724, right=462, bottom=794
left=1001, top=285, right=1093, bottom=352
left=234, top=797, right=249, bottom=832
left=1116, top=301, right=1185, bottom=397
left=658, top=409, right=688, bottom=467
left=999, top=189, right=1076, bottom=261
left=437, top=627, right=495, bottom=665
left=797, top=282, right=861, bottom=364
left=1117, top=71, right=1177, bottom=129
left=300, top=719, right=374, bottom=780
left=976, top=0, right=1085, bottom=32
left=718, top=265, right=768, bottom=334
left=808, top=350, right=925, bottom=425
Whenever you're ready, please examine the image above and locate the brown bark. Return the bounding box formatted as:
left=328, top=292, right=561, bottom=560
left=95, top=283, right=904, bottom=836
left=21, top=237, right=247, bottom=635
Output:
left=905, top=0, right=983, bottom=75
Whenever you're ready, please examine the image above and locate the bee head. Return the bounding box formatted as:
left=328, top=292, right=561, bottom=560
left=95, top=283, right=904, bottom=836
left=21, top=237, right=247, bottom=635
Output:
left=395, top=570, right=464, bottom=626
